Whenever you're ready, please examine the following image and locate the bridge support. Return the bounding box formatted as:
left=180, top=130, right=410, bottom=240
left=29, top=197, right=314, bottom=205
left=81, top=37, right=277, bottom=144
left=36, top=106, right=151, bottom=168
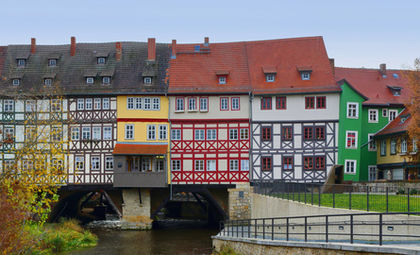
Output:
left=121, top=188, right=152, bottom=230
left=228, top=183, right=253, bottom=220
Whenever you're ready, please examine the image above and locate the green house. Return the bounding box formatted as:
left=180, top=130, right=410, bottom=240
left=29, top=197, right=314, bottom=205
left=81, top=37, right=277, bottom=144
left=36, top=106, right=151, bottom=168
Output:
left=335, top=65, right=408, bottom=182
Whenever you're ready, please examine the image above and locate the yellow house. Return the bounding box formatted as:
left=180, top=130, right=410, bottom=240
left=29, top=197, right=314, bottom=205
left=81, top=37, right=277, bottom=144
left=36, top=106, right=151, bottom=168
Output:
left=375, top=109, right=419, bottom=180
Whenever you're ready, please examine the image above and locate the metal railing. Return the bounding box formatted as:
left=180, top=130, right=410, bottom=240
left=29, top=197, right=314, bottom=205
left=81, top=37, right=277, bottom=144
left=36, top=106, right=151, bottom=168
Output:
left=253, top=181, right=420, bottom=213
left=219, top=212, right=420, bottom=246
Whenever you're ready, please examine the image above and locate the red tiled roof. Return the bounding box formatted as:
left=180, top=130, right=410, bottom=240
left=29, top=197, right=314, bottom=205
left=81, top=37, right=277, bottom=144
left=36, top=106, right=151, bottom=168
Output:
left=335, top=67, right=409, bottom=106
left=113, top=144, right=167, bottom=155
left=375, top=108, right=410, bottom=137
left=0, top=46, right=7, bottom=78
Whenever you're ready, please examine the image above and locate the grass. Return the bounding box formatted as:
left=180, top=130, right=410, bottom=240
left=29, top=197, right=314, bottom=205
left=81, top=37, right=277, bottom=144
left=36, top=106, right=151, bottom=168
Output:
left=274, top=192, right=420, bottom=213
left=25, top=219, right=98, bottom=254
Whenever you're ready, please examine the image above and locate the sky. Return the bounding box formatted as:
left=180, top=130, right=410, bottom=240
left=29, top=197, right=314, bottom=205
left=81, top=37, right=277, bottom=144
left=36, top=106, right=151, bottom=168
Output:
left=1, top=0, right=419, bottom=69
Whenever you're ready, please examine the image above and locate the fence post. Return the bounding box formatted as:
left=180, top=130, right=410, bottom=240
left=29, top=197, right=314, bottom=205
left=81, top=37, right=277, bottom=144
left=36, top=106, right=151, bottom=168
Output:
left=248, top=219, right=251, bottom=238
left=386, top=187, right=389, bottom=213
left=304, top=216, right=308, bottom=242
left=350, top=214, right=354, bottom=244
left=236, top=220, right=239, bottom=238
left=242, top=220, right=244, bottom=238
left=349, top=190, right=352, bottom=210
left=379, top=214, right=383, bottom=245
left=325, top=215, right=328, bottom=243
left=263, top=219, right=265, bottom=239
left=272, top=218, right=274, bottom=240
left=286, top=218, right=289, bottom=241
left=255, top=219, right=257, bottom=238
left=367, top=188, right=370, bottom=211
left=408, top=188, right=410, bottom=213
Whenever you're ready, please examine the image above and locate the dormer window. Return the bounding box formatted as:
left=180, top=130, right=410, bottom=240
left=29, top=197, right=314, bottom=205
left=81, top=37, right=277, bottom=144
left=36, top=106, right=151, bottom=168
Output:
left=297, top=66, right=313, bottom=81
left=97, top=57, right=106, bottom=64
left=218, top=76, right=226, bottom=84
left=12, top=79, right=20, bottom=86
left=102, top=76, right=111, bottom=85
left=86, top=77, right=94, bottom=84
left=44, top=78, right=53, bottom=86
left=262, top=67, right=277, bottom=83
left=17, top=59, right=26, bottom=67
left=266, top=74, right=275, bottom=82
left=387, top=86, right=402, bottom=96
left=144, top=77, right=152, bottom=84
left=301, top=72, right=311, bottom=80
left=215, top=71, right=229, bottom=85
left=48, top=59, right=57, bottom=67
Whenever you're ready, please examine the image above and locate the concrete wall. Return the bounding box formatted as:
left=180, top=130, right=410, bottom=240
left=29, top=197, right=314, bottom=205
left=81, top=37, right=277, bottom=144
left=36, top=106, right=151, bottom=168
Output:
left=121, top=188, right=152, bottom=229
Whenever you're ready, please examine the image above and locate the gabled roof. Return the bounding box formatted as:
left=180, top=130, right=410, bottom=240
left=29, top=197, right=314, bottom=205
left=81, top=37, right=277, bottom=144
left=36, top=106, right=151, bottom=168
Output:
left=375, top=108, right=411, bottom=137
left=0, top=46, right=7, bottom=78
left=247, top=37, right=338, bottom=95
left=0, top=42, right=170, bottom=96
left=335, top=67, right=409, bottom=106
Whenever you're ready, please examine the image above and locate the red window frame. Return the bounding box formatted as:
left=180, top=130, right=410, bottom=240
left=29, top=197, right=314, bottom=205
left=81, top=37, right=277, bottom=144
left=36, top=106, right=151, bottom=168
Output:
left=303, top=156, right=314, bottom=170
left=199, top=97, right=209, bottom=111
left=188, top=97, right=197, bottom=111
left=282, top=156, right=293, bottom=170
left=315, top=126, right=325, bottom=140
left=316, top=96, right=326, bottom=109
left=315, top=156, right=325, bottom=170
left=261, top=157, right=272, bottom=171
left=261, top=97, right=272, bottom=110
left=282, top=126, right=293, bottom=141
left=276, top=96, right=287, bottom=110
left=175, top=97, right=185, bottom=111
left=303, top=127, right=313, bottom=140
left=220, top=97, right=229, bottom=111
left=262, top=127, right=272, bottom=141
left=305, top=97, right=315, bottom=109
left=231, top=97, right=240, bottom=111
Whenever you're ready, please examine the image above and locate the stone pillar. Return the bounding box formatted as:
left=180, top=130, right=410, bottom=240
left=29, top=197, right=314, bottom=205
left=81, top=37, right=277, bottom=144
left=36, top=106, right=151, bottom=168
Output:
left=228, top=183, right=253, bottom=220
left=121, top=188, right=152, bottom=230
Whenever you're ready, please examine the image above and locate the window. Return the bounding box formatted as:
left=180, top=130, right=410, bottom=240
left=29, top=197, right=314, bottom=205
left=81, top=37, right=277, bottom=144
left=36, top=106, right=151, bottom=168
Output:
left=188, top=97, right=197, bottom=111
left=85, top=98, right=92, bottom=110
left=207, top=129, right=217, bottom=140
left=77, top=99, right=84, bottom=110
left=303, top=157, right=313, bottom=170
left=143, top=77, right=152, bottom=84
left=159, top=125, right=167, bottom=140
left=26, top=100, right=36, bottom=112
left=382, top=108, right=388, bottom=117
left=220, top=97, right=229, bottom=111
left=231, top=97, right=240, bottom=110
left=125, top=124, right=134, bottom=139
left=51, top=99, right=61, bottom=112
left=229, top=129, right=238, bottom=140
left=283, top=156, right=293, bottom=170
left=172, top=160, right=181, bottom=171
left=240, top=128, right=249, bottom=140
left=4, top=100, right=14, bottom=112
left=132, top=97, right=141, bottom=109
left=195, top=129, right=205, bottom=140
left=51, top=127, right=62, bottom=142
left=230, top=160, right=239, bottom=171
left=142, top=98, right=150, bottom=110
left=82, top=127, right=91, bottom=140
left=48, top=59, right=57, bottom=67
left=265, top=74, right=275, bottom=82
left=151, top=97, right=159, bottom=110
left=71, top=127, right=80, bottom=140
left=389, top=110, right=398, bottom=121
left=413, top=138, right=418, bottom=152
left=4, top=160, right=15, bottom=172
left=103, top=126, right=112, bottom=140
left=102, top=76, right=111, bottom=85
left=262, top=127, right=271, bottom=141
left=102, top=98, right=110, bottom=110
left=368, top=134, right=376, bottom=151
left=315, top=126, right=325, bottom=140
left=344, top=160, right=356, bottom=174
left=368, top=166, right=377, bottom=181
left=25, top=126, right=36, bottom=141
left=171, top=129, right=181, bottom=140
left=390, top=139, right=396, bottom=154
left=195, top=160, right=204, bottom=171
left=105, top=156, right=114, bottom=170
left=92, top=126, right=101, bottom=140
left=305, top=97, right=315, bottom=109
left=17, top=59, right=26, bottom=67
left=141, top=158, right=151, bottom=171
left=316, top=96, right=326, bottom=109
left=218, top=76, right=226, bottom=84
left=93, top=98, right=101, bottom=110
left=261, top=97, right=272, bottom=110
left=315, top=156, right=325, bottom=170
left=207, top=160, right=216, bottom=171
left=401, top=138, right=407, bottom=153
left=368, top=109, right=378, bottom=123
left=75, top=156, right=84, bottom=171
left=156, top=159, right=165, bottom=172
left=282, top=126, right=293, bottom=141
left=44, top=78, right=52, bottom=86
left=12, top=79, right=20, bottom=86
left=303, top=127, right=313, bottom=140
left=380, top=140, right=387, bottom=156
left=4, top=127, right=14, bottom=141
left=147, top=125, right=156, bottom=140
left=276, top=96, right=286, bottom=109
left=301, top=72, right=311, bottom=80
left=176, top=97, right=184, bottom=112
left=97, top=57, right=106, bottom=64
left=347, top=102, right=359, bottom=118
left=261, top=157, right=272, bottom=171
left=200, top=97, right=208, bottom=112
left=86, top=77, right=94, bottom=84
left=346, top=131, right=357, bottom=149
left=241, top=160, right=249, bottom=171
left=91, top=156, right=100, bottom=170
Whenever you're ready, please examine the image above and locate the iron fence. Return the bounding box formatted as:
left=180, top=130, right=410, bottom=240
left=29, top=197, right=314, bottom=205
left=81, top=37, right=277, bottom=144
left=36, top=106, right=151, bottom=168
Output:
left=253, top=181, right=420, bottom=213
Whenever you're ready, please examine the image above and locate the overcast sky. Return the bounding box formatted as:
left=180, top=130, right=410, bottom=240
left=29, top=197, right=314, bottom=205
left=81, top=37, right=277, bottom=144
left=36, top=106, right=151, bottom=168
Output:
left=1, top=0, right=419, bottom=69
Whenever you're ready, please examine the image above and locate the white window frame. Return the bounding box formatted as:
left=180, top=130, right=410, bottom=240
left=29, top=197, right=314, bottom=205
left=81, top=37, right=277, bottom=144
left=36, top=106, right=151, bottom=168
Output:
left=144, top=77, right=152, bottom=84
left=85, top=98, right=93, bottom=110
left=229, top=129, right=238, bottom=140
left=156, top=158, right=165, bottom=172
left=97, top=57, right=106, bottom=64
left=17, top=59, right=26, bottom=67
left=230, top=160, right=239, bottom=171
left=344, top=159, right=357, bottom=174
left=380, top=140, right=387, bottom=156
left=220, top=97, right=229, bottom=111
left=401, top=138, right=407, bottom=154
left=102, top=76, right=111, bottom=85
left=231, top=97, right=240, bottom=110
left=44, top=78, right=53, bottom=86
left=127, top=97, right=134, bottom=109
left=77, top=99, right=84, bottom=110
left=171, top=129, right=181, bottom=140
left=141, top=157, right=151, bottom=171
left=195, top=160, right=204, bottom=171
left=152, top=97, right=160, bottom=110
left=135, top=97, right=142, bottom=109
left=176, top=98, right=184, bottom=112
left=195, top=129, right=205, bottom=140
left=345, top=131, right=358, bottom=149
left=147, top=125, right=156, bottom=140
left=105, top=156, right=114, bottom=170
left=346, top=102, right=359, bottom=119
left=368, top=109, right=378, bottom=123
left=368, top=133, right=376, bottom=151
left=4, top=100, right=14, bottom=112
left=12, top=79, right=20, bottom=86
left=144, top=98, right=151, bottom=110
left=75, top=156, right=84, bottom=171
left=91, top=156, right=100, bottom=170
left=368, top=165, right=377, bottom=181
left=26, top=100, right=36, bottom=112
left=94, top=98, right=101, bottom=110
left=266, top=74, right=275, bottom=82
left=81, top=127, right=91, bottom=140
left=206, top=129, right=217, bottom=140
left=125, top=124, right=134, bottom=140
left=382, top=108, right=388, bottom=117
left=86, top=77, right=94, bottom=84
left=218, top=76, right=226, bottom=84
left=102, top=98, right=110, bottom=110
left=207, top=160, right=216, bottom=171
left=71, top=127, right=80, bottom=140
left=390, top=138, right=397, bottom=154
left=199, top=97, right=208, bottom=112
left=389, top=110, right=398, bottom=122
left=158, top=125, right=167, bottom=140
left=172, top=160, right=181, bottom=171
left=241, top=159, right=250, bottom=171
left=92, top=126, right=101, bottom=140
left=301, top=72, right=311, bottom=80
left=48, top=59, right=57, bottom=67
left=413, top=138, right=418, bottom=153
left=188, top=97, right=197, bottom=111
left=103, top=126, right=112, bottom=140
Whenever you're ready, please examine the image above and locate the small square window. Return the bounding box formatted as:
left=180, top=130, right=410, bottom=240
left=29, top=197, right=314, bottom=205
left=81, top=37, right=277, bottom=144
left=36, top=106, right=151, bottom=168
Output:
left=44, top=78, right=52, bottom=86
left=17, top=59, right=26, bottom=67
left=305, top=97, right=315, bottom=109
left=345, top=160, right=357, bottom=174
left=97, top=57, right=106, bottom=64
left=218, top=76, right=226, bottom=84
left=347, top=102, right=359, bottom=118
left=48, top=59, right=57, bottom=67
left=316, top=96, right=326, bottom=109
left=86, top=77, right=94, bottom=84
left=301, top=72, right=311, bottom=80
left=382, top=109, right=388, bottom=117
left=12, top=79, right=20, bottom=86
left=266, top=74, right=275, bottom=82
left=102, top=76, right=111, bottom=85
left=368, top=109, right=378, bottom=123
left=144, top=77, right=152, bottom=84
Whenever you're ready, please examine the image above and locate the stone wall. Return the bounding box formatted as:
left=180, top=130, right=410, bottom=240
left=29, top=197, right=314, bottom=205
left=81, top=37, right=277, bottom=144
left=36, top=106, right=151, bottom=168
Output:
left=353, top=182, right=420, bottom=193
left=228, top=183, right=253, bottom=220
left=121, top=188, right=152, bottom=230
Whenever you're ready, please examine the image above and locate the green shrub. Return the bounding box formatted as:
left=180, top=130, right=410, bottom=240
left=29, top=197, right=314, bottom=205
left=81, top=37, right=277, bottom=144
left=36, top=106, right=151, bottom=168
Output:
left=396, top=188, right=405, bottom=195
left=410, top=189, right=418, bottom=195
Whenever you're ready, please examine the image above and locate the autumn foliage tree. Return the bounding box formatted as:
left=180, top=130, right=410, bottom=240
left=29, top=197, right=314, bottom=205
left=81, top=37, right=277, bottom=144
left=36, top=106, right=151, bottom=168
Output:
left=404, top=59, right=420, bottom=149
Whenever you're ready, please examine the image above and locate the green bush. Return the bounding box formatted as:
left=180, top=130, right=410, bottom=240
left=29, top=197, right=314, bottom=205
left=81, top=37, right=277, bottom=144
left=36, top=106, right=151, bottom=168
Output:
left=396, top=188, right=405, bottom=195
left=410, top=189, right=418, bottom=195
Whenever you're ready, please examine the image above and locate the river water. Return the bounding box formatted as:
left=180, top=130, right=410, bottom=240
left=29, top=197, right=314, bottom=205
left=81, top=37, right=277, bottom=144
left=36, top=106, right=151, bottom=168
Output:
left=68, top=228, right=218, bottom=255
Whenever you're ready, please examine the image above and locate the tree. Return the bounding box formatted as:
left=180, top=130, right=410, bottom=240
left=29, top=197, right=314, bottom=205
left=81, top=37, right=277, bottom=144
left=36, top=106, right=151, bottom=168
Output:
left=404, top=59, right=420, bottom=149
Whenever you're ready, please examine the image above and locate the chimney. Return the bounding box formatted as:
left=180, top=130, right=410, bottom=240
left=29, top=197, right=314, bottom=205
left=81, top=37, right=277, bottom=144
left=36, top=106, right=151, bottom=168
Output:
left=148, top=38, right=156, bottom=61
left=204, top=37, right=209, bottom=47
left=171, top=39, right=177, bottom=59
left=116, top=42, right=122, bottom=61
left=379, top=63, right=386, bottom=75
left=329, top=58, right=335, bottom=75
left=30, top=38, right=36, bottom=54
left=70, top=36, right=76, bottom=56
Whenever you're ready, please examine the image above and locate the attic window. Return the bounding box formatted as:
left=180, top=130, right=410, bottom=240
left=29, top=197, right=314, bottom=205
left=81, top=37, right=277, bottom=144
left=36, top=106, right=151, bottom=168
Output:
left=48, top=59, right=57, bottom=67
left=387, top=86, right=402, bottom=96
left=17, top=59, right=26, bottom=67
left=400, top=114, right=410, bottom=124
left=86, top=77, right=94, bottom=84
left=12, top=79, right=20, bottom=86
left=266, top=74, right=275, bottom=82
left=44, top=78, right=53, bottom=86
left=219, top=76, right=226, bottom=84
left=215, top=71, right=229, bottom=85
left=97, top=57, right=106, bottom=64
left=102, top=76, right=111, bottom=85
left=301, top=72, right=311, bottom=80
